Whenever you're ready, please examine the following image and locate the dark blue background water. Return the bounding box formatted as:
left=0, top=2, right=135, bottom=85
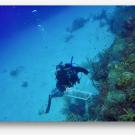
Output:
left=0, top=6, right=114, bottom=121
left=0, top=6, right=70, bottom=42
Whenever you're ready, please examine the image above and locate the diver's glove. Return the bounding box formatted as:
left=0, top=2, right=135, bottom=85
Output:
left=45, top=95, right=52, bottom=114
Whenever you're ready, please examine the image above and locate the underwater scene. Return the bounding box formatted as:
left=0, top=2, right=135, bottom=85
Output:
left=1, top=6, right=135, bottom=122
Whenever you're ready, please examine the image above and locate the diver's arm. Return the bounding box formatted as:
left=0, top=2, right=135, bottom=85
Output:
left=73, top=67, right=89, bottom=75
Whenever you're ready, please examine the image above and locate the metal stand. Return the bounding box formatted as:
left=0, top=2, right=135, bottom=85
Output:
left=64, top=88, right=92, bottom=101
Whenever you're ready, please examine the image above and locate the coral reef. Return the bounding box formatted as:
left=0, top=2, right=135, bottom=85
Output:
left=119, top=109, right=135, bottom=121
left=116, top=72, right=135, bottom=90
left=64, top=34, right=74, bottom=43
left=10, top=69, right=20, bottom=77
left=93, top=9, right=109, bottom=28
left=66, top=17, right=90, bottom=33
left=10, top=66, right=24, bottom=77
left=21, top=81, right=28, bottom=88
left=88, top=7, right=135, bottom=121
left=93, top=9, right=108, bottom=21
left=62, top=96, right=93, bottom=121
left=106, top=90, right=126, bottom=105
left=109, top=6, right=135, bottom=37
left=64, top=7, right=135, bottom=121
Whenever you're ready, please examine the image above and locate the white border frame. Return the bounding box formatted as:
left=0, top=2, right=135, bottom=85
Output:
left=0, top=1, right=135, bottom=135
left=0, top=0, right=135, bottom=5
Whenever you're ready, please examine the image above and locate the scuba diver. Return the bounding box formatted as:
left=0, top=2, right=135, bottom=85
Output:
left=45, top=56, right=89, bottom=113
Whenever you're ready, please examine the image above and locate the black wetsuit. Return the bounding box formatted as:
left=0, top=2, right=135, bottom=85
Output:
left=45, top=62, right=89, bottom=113
left=56, top=64, right=89, bottom=92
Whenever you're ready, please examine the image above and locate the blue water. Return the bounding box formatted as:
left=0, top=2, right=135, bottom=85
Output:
left=0, top=6, right=115, bottom=121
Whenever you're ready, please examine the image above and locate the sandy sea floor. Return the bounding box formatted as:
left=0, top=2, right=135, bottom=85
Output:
left=0, top=6, right=114, bottom=121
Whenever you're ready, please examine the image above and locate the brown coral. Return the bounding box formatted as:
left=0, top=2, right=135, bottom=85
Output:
left=125, top=54, right=135, bottom=72
left=119, top=109, right=135, bottom=121
left=116, top=72, right=135, bottom=90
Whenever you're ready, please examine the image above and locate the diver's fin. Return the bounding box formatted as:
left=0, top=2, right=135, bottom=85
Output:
left=70, top=56, right=74, bottom=66
left=45, top=95, right=52, bottom=114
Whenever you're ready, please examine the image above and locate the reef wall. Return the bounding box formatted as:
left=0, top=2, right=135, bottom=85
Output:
left=89, top=6, right=135, bottom=121
left=63, top=6, right=135, bottom=121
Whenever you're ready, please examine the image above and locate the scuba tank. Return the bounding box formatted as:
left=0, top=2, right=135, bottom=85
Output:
left=45, top=57, right=73, bottom=114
